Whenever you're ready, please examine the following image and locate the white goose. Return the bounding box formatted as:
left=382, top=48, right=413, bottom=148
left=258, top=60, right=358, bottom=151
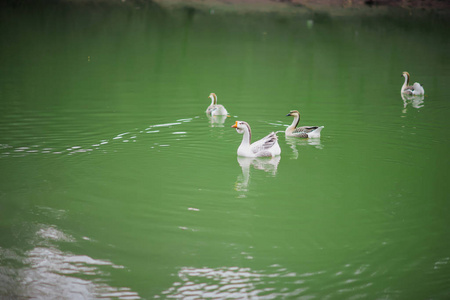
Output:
left=231, top=121, right=281, bottom=157
left=285, top=110, right=324, bottom=138
left=401, top=72, right=425, bottom=95
left=206, top=93, right=228, bottom=116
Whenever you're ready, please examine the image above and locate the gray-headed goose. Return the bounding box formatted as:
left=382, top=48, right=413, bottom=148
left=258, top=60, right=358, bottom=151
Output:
left=285, top=110, right=324, bottom=138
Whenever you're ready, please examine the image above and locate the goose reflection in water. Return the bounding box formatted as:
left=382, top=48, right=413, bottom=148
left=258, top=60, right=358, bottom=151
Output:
left=207, top=114, right=228, bottom=127
left=401, top=93, right=425, bottom=113
left=285, top=136, right=323, bottom=159
left=235, top=156, right=281, bottom=195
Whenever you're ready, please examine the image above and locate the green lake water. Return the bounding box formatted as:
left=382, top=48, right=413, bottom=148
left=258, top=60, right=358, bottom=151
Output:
left=1, top=2, right=449, bottom=299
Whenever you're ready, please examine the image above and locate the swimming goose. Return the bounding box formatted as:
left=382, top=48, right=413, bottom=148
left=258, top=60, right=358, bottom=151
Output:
left=231, top=121, right=281, bottom=157
left=206, top=93, right=228, bottom=116
left=401, top=72, right=425, bottom=95
left=285, top=110, right=324, bottom=138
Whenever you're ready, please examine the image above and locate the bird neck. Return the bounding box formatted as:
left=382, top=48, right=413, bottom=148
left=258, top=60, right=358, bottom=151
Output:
left=287, top=114, right=300, bottom=132
left=402, top=74, right=410, bottom=89
left=210, top=94, right=218, bottom=105
left=240, top=124, right=252, bottom=147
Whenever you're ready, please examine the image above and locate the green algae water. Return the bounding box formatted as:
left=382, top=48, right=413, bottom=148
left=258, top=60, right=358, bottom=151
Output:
left=1, top=2, right=449, bottom=299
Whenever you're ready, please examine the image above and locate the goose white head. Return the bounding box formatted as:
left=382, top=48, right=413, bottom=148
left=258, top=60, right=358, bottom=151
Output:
left=231, top=121, right=248, bottom=135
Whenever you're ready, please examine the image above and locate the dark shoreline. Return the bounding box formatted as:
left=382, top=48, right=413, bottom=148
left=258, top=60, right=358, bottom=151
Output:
left=3, top=0, right=450, bottom=16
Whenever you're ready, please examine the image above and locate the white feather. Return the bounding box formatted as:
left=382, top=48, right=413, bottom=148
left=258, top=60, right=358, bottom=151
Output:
left=411, top=82, right=425, bottom=95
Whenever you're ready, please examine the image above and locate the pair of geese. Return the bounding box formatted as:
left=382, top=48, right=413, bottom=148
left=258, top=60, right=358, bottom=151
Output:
left=207, top=93, right=323, bottom=158
left=207, top=72, right=425, bottom=158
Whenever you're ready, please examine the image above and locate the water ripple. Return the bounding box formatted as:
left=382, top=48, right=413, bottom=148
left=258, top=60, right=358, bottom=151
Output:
left=156, top=261, right=386, bottom=299
left=159, top=266, right=314, bottom=299
left=0, top=112, right=205, bottom=159
left=0, top=211, right=139, bottom=300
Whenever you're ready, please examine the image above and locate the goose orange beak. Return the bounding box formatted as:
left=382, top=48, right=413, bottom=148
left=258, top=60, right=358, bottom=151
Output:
left=231, top=122, right=238, bottom=128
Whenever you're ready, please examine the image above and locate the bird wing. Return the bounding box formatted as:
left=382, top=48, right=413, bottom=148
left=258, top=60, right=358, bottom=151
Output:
left=251, top=132, right=278, bottom=154
left=403, top=85, right=415, bottom=95
left=206, top=105, right=215, bottom=114
left=210, top=104, right=228, bottom=116
left=292, top=126, right=320, bottom=137
left=412, top=82, right=425, bottom=95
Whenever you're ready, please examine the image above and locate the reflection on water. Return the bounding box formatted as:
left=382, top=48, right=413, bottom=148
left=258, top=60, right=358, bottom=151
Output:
left=207, top=115, right=228, bottom=127
left=155, top=264, right=384, bottom=299
left=285, top=136, right=323, bottom=159
left=159, top=265, right=308, bottom=299
left=1, top=2, right=449, bottom=299
left=159, top=263, right=376, bottom=299
left=401, top=94, right=425, bottom=113
left=0, top=208, right=139, bottom=300
left=235, top=156, right=281, bottom=196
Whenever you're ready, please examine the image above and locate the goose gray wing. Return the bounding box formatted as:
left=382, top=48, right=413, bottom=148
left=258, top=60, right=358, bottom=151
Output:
left=251, top=132, right=278, bottom=154
left=292, top=126, right=320, bottom=138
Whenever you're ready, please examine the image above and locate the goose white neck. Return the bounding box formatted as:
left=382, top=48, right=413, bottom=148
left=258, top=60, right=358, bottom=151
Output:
left=239, top=124, right=252, bottom=147
left=209, top=94, right=217, bottom=106
left=402, top=74, right=410, bottom=91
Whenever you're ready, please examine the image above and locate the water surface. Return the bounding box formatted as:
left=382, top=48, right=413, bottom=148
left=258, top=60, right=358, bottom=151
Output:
left=1, top=3, right=449, bottom=299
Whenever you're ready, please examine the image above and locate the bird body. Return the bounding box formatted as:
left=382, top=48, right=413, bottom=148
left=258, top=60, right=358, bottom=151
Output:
left=206, top=93, right=228, bottom=116
left=285, top=110, right=323, bottom=138
left=231, top=121, right=281, bottom=157
left=401, top=72, right=425, bottom=95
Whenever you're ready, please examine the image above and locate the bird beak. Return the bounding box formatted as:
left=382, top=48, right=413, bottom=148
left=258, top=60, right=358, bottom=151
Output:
left=231, top=122, right=238, bottom=128
left=286, top=113, right=291, bottom=116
